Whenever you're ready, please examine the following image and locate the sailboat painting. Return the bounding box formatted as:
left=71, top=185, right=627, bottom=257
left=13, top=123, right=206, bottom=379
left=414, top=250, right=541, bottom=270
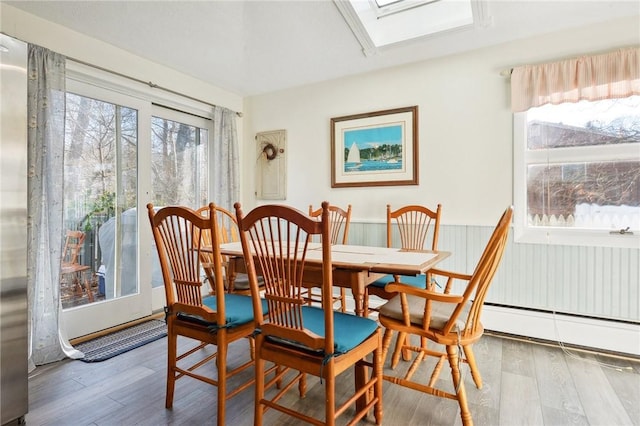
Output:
left=345, top=142, right=361, bottom=170
left=343, top=124, right=403, bottom=173
left=331, top=106, right=418, bottom=188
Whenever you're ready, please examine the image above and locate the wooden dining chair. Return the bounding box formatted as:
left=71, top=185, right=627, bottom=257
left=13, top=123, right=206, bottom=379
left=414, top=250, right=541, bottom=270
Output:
left=303, top=204, right=352, bottom=312
left=196, top=204, right=261, bottom=295
left=62, top=229, right=86, bottom=265
left=60, top=229, right=94, bottom=302
left=363, top=204, right=441, bottom=363
left=365, top=204, right=442, bottom=312
left=148, top=203, right=268, bottom=426
left=377, top=206, right=512, bottom=426
left=235, top=201, right=383, bottom=426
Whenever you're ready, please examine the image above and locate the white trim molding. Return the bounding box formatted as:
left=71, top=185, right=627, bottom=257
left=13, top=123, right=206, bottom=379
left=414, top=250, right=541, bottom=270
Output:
left=482, top=305, right=640, bottom=357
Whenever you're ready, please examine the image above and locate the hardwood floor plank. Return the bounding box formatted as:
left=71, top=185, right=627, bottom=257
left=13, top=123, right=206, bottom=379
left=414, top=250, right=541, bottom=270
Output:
left=28, top=365, right=155, bottom=425
left=501, top=338, right=536, bottom=378
left=532, top=344, right=585, bottom=417
left=565, top=351, right=634, bottom=426
left=28, top=364, right=86, bottom=410
left=25, top=332, right=639, bottom=426
left=539, top=405, right=589, bottom=426
left=465, top=335, right=503, bottom=411
left=599, top=357, right=640, bottom=425
left=499, top=371, right=544, bottom=425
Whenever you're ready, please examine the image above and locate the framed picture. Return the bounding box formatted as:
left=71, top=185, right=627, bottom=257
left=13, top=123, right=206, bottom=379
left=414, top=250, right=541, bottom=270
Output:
left=331, top=106, right=418, bottom=188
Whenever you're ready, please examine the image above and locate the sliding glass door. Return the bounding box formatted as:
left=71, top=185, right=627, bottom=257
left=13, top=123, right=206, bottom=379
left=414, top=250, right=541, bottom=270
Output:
left=61, top=80, right=151, bottom=338
left=60, top=72, right=213, bottom=338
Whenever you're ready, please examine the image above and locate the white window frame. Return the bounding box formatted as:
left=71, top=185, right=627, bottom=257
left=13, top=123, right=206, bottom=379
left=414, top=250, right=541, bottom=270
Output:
left=513, top=112, right=640, bottom=249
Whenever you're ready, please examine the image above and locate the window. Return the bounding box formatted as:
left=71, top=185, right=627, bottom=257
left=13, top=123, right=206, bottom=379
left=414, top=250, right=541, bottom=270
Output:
left=334, top=0, right=486, bottom=55
left=514, top=96, right=640, bottom=248
left=150, top=108, right=209, bottom=208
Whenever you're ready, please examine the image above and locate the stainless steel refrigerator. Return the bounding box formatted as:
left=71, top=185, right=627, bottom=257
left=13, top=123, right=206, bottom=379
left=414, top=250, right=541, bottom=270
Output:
left=0, top=33, right=29, bottom=425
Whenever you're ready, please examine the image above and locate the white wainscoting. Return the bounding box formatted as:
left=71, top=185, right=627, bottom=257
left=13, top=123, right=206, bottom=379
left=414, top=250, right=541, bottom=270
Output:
left=347, top=221, right=640, bottom=356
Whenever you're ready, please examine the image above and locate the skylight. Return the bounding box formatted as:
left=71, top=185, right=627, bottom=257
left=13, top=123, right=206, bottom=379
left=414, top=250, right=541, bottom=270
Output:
left=335, top=0, right=489, bottom=56
left=374, top=0, right=443, bottom=18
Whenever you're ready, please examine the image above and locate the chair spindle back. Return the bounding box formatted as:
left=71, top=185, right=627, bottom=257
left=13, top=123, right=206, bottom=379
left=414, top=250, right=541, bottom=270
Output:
left=236, top=202, right=332, bottom=352
left=148, top=203, right=223, bottom=320
left=387, top=204, right=441, bottom=251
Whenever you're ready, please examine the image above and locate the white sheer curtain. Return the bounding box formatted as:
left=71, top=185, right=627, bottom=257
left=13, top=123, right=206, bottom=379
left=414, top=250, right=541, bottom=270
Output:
left=510, top=47, right=640, bottom=112
left=27, top=45, right=82, bottom=368
left=211, top=106, right=240, bottom=210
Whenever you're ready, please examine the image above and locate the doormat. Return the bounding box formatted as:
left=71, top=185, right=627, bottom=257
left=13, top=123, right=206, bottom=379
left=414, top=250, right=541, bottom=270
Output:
left=74, top=319, right=167, bottom=362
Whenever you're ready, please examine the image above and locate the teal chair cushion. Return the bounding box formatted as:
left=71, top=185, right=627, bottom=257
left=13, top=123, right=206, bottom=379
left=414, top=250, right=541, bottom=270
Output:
left=370, top=274, right=427, bottom=289
left=181, top=293, right=266, bottom=328
left=268, top=306, right=378, bottom=355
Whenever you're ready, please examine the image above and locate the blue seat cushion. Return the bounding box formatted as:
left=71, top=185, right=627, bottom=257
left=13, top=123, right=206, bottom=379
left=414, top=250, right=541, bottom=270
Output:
left=266, top=306, right=378, bottom=355
left=177, top=293, right=266, bottom=328
left=369, top=274, right=427, bottom=289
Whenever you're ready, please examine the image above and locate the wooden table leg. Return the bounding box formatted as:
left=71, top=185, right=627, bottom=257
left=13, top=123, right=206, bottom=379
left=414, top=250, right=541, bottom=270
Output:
left=350, top=272, right=366, bottom=317
left=227, top=258, right=238, bottom=292
left=355, top=362, right=367, bottom=412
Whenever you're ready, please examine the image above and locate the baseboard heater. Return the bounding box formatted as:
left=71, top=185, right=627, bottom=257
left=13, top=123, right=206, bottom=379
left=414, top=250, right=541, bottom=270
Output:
left=481, top=303, right=640, bottom=357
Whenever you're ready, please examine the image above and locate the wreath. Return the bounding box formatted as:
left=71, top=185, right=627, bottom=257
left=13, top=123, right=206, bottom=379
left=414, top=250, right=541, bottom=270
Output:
left=262, top=143, right=278, bottom=160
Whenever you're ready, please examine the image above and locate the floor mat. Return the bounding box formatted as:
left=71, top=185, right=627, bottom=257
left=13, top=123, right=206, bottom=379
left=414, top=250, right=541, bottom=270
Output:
left=74, top=319, right=167, bottom=362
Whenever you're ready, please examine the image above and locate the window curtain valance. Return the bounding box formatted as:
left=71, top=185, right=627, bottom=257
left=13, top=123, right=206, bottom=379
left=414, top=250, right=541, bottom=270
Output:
left=510, top=47, right=640, bottom=112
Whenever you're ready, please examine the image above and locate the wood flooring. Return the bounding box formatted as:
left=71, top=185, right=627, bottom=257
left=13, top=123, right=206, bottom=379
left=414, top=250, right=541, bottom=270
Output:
left=26, top=330, right=639, bottom=425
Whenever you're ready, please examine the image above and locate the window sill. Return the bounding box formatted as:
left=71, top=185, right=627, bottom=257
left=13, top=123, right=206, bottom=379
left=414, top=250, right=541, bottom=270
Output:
left=514, top=227, right=640, bottom=249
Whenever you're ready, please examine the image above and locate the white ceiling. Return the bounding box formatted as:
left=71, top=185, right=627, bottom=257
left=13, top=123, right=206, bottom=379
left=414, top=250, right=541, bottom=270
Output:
left=5, top=0, right=639, bottom=96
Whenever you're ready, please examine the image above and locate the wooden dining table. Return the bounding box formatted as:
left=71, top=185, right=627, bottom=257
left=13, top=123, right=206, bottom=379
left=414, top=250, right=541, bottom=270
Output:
left=219, top=242, right=450, bottom=317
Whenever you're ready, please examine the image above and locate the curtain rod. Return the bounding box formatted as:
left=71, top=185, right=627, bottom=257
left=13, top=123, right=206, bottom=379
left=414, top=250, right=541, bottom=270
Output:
left=500, top=68, right=513, bottom=78
left=499, top=46, right=638, bottom=79
left=1, top=32, right=243, bottom=116
left=67, top=56, right=243, bottom=117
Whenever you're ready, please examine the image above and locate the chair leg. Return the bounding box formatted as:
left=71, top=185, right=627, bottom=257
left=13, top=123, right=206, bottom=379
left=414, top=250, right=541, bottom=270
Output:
left=298, top=372, right=307, bottom=397
left=166, top=327, right=177, bottom=409
left=447, top=345, right=472, bottom=426
left=390, top=332, right=407, bottom=368
left=217, top=335, right=227, bottom=426
left=381, top=328, right=394, bottom=367
left=254, top=337, right=266, bottom=426
left=83, top=274, right=94, bottom=303
left=249, top=336, right=256, bottom=361
left=325, top=371, right=336, bottom=426
left=463, top=344, right=482, bottom=389
left=374, top=334, right=384, bottom=425
left=339, top=288, right=346, bottom=313
left=363, top=291, right=370, bottom=317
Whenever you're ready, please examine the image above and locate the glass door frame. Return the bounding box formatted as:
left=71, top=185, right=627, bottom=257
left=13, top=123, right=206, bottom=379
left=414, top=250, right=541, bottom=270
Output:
left=61, top=75, right=153, bottom=339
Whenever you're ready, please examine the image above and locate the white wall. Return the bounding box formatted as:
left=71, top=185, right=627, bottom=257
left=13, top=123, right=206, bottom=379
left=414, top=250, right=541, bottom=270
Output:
left=243, top=16, right=640, bottom=226
left=242, top=16, right=640, bottom=355
left=1, top=4, right=243, bottom=118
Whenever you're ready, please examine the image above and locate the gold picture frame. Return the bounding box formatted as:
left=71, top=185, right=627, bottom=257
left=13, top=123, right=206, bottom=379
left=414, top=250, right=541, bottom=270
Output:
left=331, top=106, right=418, bottom=188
